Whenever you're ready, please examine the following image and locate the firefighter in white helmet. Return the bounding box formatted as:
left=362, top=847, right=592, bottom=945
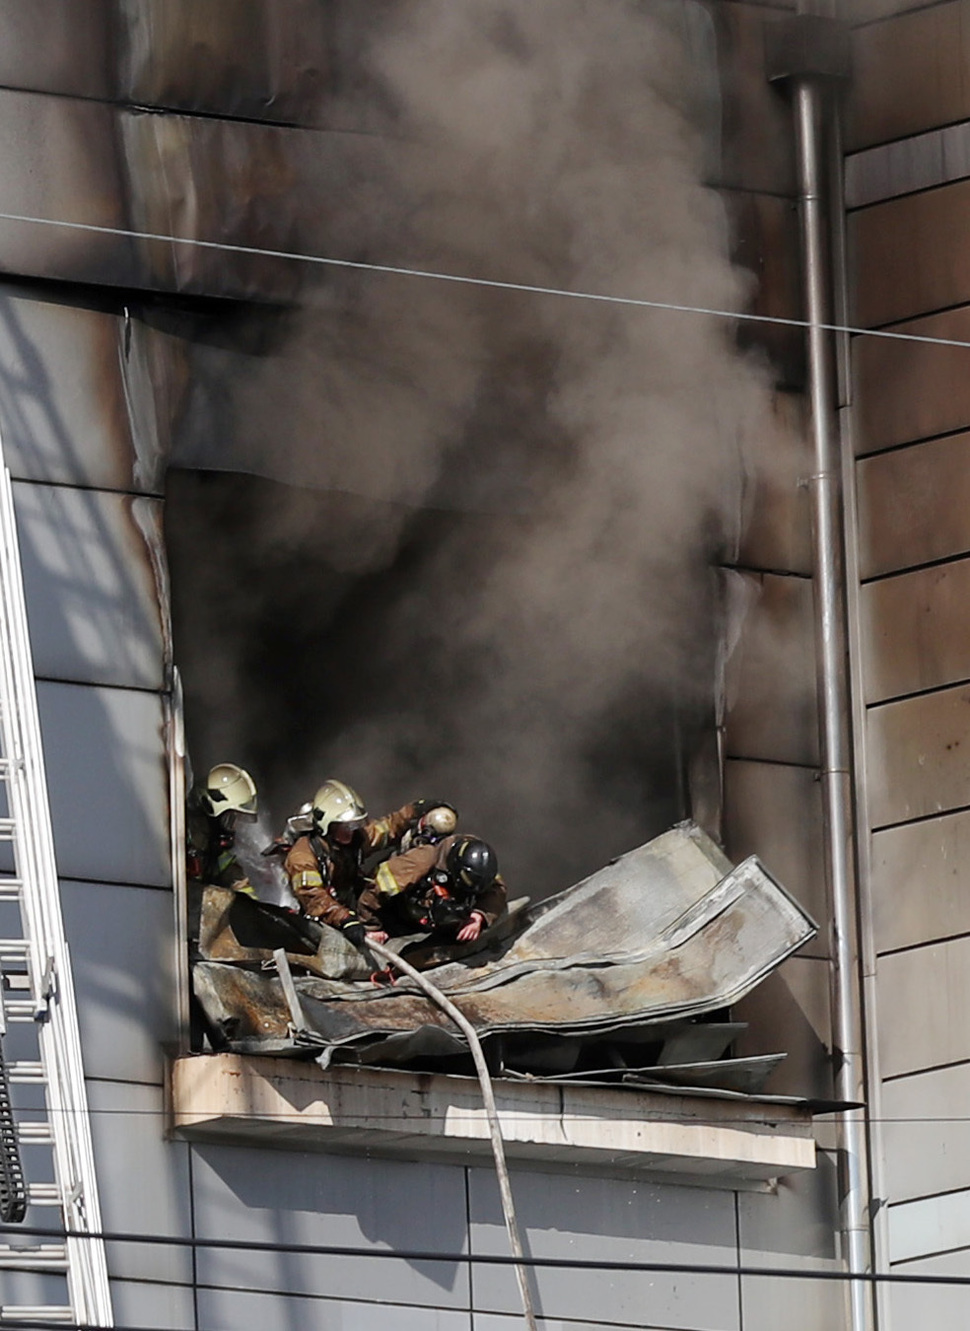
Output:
left=186, top=762, right=258, bottom=893
left=275, top=782, right=450, bottom=946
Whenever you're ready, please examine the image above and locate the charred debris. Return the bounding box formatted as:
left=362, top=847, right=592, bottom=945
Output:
left=190, top=821, right=818, bottom=1102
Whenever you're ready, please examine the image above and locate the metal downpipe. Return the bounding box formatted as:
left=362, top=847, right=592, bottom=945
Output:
left=792, top=79, right=874, bottom=1331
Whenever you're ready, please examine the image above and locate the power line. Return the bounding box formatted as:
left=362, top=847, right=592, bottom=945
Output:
left=0, top=1220, right=967, bottom=1287
left=1, top=208, right=970, bottom=353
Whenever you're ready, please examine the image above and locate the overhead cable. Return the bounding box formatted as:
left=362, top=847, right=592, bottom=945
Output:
left=0, top=209, right=970, bottom=352
left=0, top=1220, right=968, bottom=1286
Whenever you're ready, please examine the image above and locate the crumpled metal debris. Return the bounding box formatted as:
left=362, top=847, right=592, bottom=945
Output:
left=192, top=821, right=817, bottom=1091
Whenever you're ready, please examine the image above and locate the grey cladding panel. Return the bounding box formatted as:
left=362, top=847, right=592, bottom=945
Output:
left=846, top=2, right=970, bottom=151
left=732, top=955, right=833, bottom=1100
left=108, top=1279, right=195, bottom=1331
left=0, top=2, right=114, bottom=101
left=0, top=298, right=155, bottom=493
left=850, top=180, right=970, bottom=329
left=37, top=681, right=171, bottom=887
left=888, top=1191, right=970, bottom=1264
left=857, top=432, right=970, bottom=579
left=859, top=559, right=970, bottom=703
left=0, top=89, right=134, bottom=288
left=467, top=1166, right=738, bottom=1329
left=881, top=1063, right=970, bottom=1202
left=191, top=1144, right=469, bottom=1309
left=738, top=1158, right=844, bottom=1331
left=196, top=1287, right=471, bottom=1331
left=14, top=483, right=167, bottom=691
left=876, top=935, right=970, bottom=1079
left=886, top=1250, right=970, bottom=1331
left=853, top=306, right=970, bottom=454
left=723, top=572, right=818, bottom=767
left=723, top=758, right=826, bottom=940
left=118, top=0, right=329, bottom=125
left=61, top=880, right=174, bottom=1085
left=871, top=810, right=970, bottom=954
left=846, top=122, right=970, bottom=210
left=87, top=1079, right=193, bottom=1286
left=866, top=685, right=970, bottom=828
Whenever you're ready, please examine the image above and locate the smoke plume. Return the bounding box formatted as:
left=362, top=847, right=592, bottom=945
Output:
left=166, top=0, right=794, bottom=897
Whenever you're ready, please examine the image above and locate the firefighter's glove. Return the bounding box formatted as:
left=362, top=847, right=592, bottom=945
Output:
left=341, top=918, right=366, bottom=948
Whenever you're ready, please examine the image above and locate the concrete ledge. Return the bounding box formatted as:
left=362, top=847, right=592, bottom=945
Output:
left=169, top=1053, right=816, bottom=1188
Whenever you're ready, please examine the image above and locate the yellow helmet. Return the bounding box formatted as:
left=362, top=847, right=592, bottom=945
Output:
left=199, top=763, right=257, bottom=819
left=311, top=779, right=367, bottom=836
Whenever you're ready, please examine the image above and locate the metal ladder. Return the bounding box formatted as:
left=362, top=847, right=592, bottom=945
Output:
left=0, top=459, right=113, bottom=1327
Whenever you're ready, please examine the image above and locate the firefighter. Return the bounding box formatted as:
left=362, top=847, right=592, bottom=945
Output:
left=357, top=833, right=506, bottom=944
left=185, top=762, right=258, bottom=893
left=278, top=780, right=434, bottom=946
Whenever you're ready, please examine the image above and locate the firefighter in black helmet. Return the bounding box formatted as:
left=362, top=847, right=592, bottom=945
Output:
left=357, top=833, right=507, bottom=943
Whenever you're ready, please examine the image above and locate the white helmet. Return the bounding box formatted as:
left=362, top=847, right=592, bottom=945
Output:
left=199, top=763, right=258, bottom=819
left=311, top=779, right=367, bottom=836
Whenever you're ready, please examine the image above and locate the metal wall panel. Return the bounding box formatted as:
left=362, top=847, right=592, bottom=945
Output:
left=876, top=935, right=970, bottom=1078
left=0, top=297, right=170, bottom=495
left=853, top=306, right=970, bottom=454
left=716, top=3, right=797, bottom=197
left=846, top=2, right=970, bottom=152
left=846, top=0, right=954, bottom=24
left=850, top=181, right=970, bottom=329
left=885, top=1249, right=970, bottom=1331
left=0, top=89, right=135, bottom=289
left=846, top=122, right=970, bottom=210
left=871, top=810, right=970, bottom=954
left=14, top=483, right=167, bottom=691
left=108, top=1279, right=195, bottom=1331
left=723, top=757, right=827, bottom=941
left=888, top=1189, right=970, bottom=1264
left=866, top=685, right=970, bottom=828
left=881, top=1063, right=970, bottom=1202
left=857, top=432, right=970, bottom=579
left=738, top=1158, right=844, bottom=1331
left=195, top=1287, right=471, bottom=1331
left=117, top=0, right=330, bottom=126
left=467, top=1166, right=738, bottom=1329
left=732, top=955, right=834, bottom=1099
left=859, top=558, right=970, bottom=703
left=0, top=1, right=114, bottom=101
left=723, top=572, right=819, bottom=767
left=37, top=681, right=171, bottom=887
left=190, top=1144, right=469, bottom=1310
left=87, top=1078, right=193, bottom=1286
left=733, top=390, right=813, bottom=567
left=60, top=879, right=174, bottom=1085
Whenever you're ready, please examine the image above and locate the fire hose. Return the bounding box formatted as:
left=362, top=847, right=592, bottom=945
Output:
left=365, top=939, right=539, bottom=1331
left=0, top=1032, right=27, bottom=1223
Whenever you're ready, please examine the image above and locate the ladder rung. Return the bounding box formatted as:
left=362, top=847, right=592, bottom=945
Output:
left=0, top=1244, right=67, bottom=1271
left=16, top=1122, right=52, bottom=1143
left=7, top=1062, right=44, bottom=1084
left=1, top=1309, right=74, bottom=1324
left=2, top=1001, right=37, bottom=1021
left=0, top=941, right=29, bottom=960
left=0, top=879, right=22, bottom=900
left=0, top=821, right=17, bottom=841
left=26, top=1184, right=60, bottom=1206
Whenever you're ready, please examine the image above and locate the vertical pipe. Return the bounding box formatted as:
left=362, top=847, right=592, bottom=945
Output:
left=792, top=80, right=874, bottom=1331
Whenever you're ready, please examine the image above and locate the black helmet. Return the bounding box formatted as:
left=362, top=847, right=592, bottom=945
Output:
left=445, top=837, right=498, bottom=898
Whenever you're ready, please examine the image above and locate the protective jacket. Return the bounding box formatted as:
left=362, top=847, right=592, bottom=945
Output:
left=185, top=789, right=249, bottom=891
left=283, top=803, right=417, bottom=930
left=357, top=833, right=507, bottom=935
